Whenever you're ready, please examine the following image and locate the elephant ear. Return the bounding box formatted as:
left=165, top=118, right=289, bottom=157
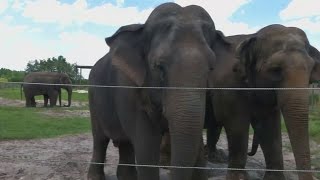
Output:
left=309, top=45, right=320, bottom=82
left=106, top=24, right=146, bottom=86
left=59, top=74, right=70, bottom=84
left=234, top=36, right=258, bottom=84
left=215, top=30, right=232, bottom=47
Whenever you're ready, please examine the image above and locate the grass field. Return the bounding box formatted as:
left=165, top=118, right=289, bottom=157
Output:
left=0, top=87, right=88, bottom=102
left=0, top=106, right=90, bottom=140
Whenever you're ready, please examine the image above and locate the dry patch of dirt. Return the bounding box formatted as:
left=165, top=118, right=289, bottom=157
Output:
left=39, top=109, right=90, bottom=118
left=0, top=97, right=88, bottom=108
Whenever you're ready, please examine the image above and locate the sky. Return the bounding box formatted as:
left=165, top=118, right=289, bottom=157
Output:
left=1, top=0, right=320, bottom=78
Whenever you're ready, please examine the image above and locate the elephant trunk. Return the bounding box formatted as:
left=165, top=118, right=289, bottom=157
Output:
left=64, top=86, right=72, bottom=107
left=165, top=90, right=206, bottom=180
left=278, top=81, right=312, bottom=179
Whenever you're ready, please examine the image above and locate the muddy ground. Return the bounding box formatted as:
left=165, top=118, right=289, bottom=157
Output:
left=0, top=97, right=319, bottom=180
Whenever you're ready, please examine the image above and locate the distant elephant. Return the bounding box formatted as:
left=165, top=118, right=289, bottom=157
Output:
left=87, top=2, right=231, bottom=180
left=207, top=24, right=320, bottom=180
left=23, top=72, right=72, bottom=107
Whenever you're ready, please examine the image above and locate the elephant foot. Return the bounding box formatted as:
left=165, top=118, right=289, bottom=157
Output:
left=117, top=166, right=137, bottom=180
left=87, top=173, right=106, bottom=180
left=88, top=166, right=106, bottom=180
left=205, top=146, right=228, bottom=163
left=263, top=171, right=285, bottom=180
left=227, top=171, right=249, bottom=180
left=159, top=152, right=171, bottom=169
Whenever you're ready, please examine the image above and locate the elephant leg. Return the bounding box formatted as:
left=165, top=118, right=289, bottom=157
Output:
left=43, top=95, right=49, bottom=107
left=117, top=141, right=137, bottom=180
left=205, top=93, right=227, bottom=163
left=87, top=134, right=109, bottom=180
left=160, top=131, right=171, bottom=166
left=192, top=135, right=207, bottom=180
left=134, top=114, right=161, bottom=180
left=206, top=124, right=226, bottom=163
left=256, top=110, right=285, bottom=180
left=224, top=115, right=250, bottom=180
left=25, top=97, right=32, bottom=107
left=30, top=97, right=36, bottom=107
left=49, top=91, right=58, bottom=107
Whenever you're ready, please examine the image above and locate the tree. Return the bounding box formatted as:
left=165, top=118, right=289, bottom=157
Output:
left=25, top=55, right=82, bottom=83
left=0, top=68, right=25, bottom=82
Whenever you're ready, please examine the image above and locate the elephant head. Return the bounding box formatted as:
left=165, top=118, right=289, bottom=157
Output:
left=105, top=2, right=230, bottom=179
left=236, top=24, right=320, bottom=179
left=58, top=73, right=72, bottom=107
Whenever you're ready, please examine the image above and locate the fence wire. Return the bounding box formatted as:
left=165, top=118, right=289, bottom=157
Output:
left=2, top=81, right=320, bottom=90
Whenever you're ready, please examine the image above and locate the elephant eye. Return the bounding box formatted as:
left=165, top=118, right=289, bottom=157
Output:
left=268, top=66, right=282, bottom=73
left=267, top=66, right=283, bottom=81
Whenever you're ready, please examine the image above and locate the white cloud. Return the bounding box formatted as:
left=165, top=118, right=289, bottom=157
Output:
left=279, top=0, right=320, bottom=49
left=85, top=3, right=153, bottom=26
left=116, top=0, right=124, bottom=7
left=0, top=22, right=56, bottom=71
left=283, top=18, right=320, bottom=34
left=11, top=0, right=25, bottom=12
left=0, top=21, right=107, bottom=78
left=58, top=31, right=108, bottom=69
left=174, top=0, right=257, bottom=35
left=280, top=0, right=320, bottom=20
left=20, top=0, right=254, bottom=33
left=2, top=15, right=14, bottom=23
left=21, top=0, right=152, bottom=27
left=0, top=0, right=9, bottom=14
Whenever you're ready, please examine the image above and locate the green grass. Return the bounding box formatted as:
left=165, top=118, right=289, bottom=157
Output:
left=0, top=106, right=91, bottom=140
left=0, top=87, right=88, bottom=102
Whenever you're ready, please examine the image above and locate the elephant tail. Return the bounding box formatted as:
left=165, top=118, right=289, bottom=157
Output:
left=248, top=130, right=259, bottom=156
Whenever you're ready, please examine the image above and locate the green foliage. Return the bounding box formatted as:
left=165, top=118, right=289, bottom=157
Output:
left=25, top=55, right=82, bottom=83
left=0, top=106, right=90, bottom=140
left=0, top=78, right=8, bottom=82
left=0, top=68, right=25, bottom=82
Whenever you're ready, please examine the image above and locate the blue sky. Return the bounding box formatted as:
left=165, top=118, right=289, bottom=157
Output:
left=0, top=0, right=320, bottom=78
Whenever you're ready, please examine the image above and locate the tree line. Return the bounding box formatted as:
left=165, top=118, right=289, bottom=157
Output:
left=0, top=55, right=86, bottom=84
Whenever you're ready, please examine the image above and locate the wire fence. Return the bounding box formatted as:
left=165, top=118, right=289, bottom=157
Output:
left=1, top=81, right=320, bottom=175
left=3, top=81, right=320, bottom=90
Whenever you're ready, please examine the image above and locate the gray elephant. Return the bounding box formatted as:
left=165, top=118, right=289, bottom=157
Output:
left=23, top=72, right=72, bottom=107
left=207, top=24, right=320, bottom=180
left=87, top=2, right=232, bottom=180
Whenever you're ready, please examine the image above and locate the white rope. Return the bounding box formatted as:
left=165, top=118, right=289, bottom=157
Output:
left=2, top=81, right=320, bottom=90
left=1, top=155, right=320, bottom=173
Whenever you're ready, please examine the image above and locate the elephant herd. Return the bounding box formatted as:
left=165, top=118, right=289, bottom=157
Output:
left=22, top=72, right=72, bottom=107
left=86, top=2, right=320, bottom=180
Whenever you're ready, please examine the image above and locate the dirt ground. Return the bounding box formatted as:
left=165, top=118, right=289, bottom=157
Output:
left=0, top=98, right=320, bottom=180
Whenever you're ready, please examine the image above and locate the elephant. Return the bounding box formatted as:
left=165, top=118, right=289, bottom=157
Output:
left=87, top=2, right=232, bottom=180
left=22, top=72, right=72, bottom=107
left=206, top=24, right=320, bottom=180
